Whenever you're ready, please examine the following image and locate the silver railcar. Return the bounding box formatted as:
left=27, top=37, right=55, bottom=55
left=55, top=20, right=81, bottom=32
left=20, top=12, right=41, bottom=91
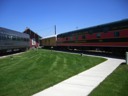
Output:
left=0, top=27, right=30, bottom=53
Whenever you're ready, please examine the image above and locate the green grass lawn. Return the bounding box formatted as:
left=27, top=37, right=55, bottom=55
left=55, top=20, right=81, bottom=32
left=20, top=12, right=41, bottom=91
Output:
left=0, top=49, right=106, bottom=96
left=89, top=64, right=128, bottom=96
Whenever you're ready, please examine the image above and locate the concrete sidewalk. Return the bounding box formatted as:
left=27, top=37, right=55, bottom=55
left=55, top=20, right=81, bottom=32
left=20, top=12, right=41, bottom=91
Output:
left=33, top=56, right=125, bottom=96
left=0, top=52, right=25, bottom=59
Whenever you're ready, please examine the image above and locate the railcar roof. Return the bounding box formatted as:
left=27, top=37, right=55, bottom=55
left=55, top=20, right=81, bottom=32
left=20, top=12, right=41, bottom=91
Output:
left=23, top=28, right=42, bottom=38
left=0, top=27, right=29, bottom=38
left=43, top=35, right=57, bottom=39
left=57, top=19, right=128, bottom=36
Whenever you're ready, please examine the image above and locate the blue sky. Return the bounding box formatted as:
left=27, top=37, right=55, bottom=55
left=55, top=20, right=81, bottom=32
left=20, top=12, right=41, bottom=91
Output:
left=0, top=0, right=128, bottom=37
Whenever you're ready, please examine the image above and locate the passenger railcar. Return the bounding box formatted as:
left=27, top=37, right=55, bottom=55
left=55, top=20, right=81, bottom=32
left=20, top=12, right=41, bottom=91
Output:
left=41, top=35, right=56, bottom=49
left=57, top=19, right=128, bottom=54
left=0, top=27, right=30, bottom=53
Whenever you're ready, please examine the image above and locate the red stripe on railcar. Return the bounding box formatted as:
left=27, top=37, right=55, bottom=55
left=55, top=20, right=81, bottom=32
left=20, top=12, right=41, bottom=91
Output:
left=57, top=42, right=128, bottom=47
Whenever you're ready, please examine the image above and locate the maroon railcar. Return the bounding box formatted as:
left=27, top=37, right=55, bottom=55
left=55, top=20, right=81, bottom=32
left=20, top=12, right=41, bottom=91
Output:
left=57, top=19, right=128, bottom=53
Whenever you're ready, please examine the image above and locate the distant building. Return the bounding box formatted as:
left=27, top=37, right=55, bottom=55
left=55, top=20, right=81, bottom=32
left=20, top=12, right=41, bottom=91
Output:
left=23, top=28, right=42, bottom=48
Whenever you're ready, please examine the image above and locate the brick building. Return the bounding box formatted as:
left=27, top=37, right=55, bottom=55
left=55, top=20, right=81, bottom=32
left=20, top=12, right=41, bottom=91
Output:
left=23, top=28, right=42, bottom=48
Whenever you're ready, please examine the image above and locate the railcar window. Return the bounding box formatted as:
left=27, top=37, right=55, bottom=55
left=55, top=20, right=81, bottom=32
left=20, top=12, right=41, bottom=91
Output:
left=17, top=37, right=20, bottom=41
left=0, top=35, right=1, bottom=40
left=16, top=36, right=18, bottom=40
left=19, top=37, right=21, bottom=41
left=8, top=35, right=12, bottom=40
left=14, top=36, right=18, bottom=41
left=20, top=37, right=22, bottom=41
left=1, top=34, right=3, bottom=40
left=3, top=34, right=6, bottom=40
left=82, top=35, right=86, bottom=39
left=76, top=34, right=78, bottom=40
left=19, top=37, right=22, bottom=41
left=7, top=35, right=10, bottom=40
left=21, top=38, right=23, bottom=41
left=11, top=36, right=13, bottom=40
left=24, top=38, right=28, bottom=41
left=15, top=36, right=17, bottom=40
left=89, top=30, right=93, bottom=34
left=5, top=35, right=7, bottom=40
left=1, top=34, right=4, bottom=40
left=17, top=37, right=19, bottom=41
left=103, top=27, right=109, bottom=32
left=66, top=37, right=68, bottom=41
left=1, top=35, right=3, bottom=40
left=96, top=33, right=101, bottom=38
left=44, top=40, right=46, bottom=43
left=48, top=39, right=50, bottom=44
left=1, top=35, right=2, bottom=40
left=120, top=25, right=128, bottom=29
left=12, top=36, right=14, bottom=40
left=70, top=36, right=73, bottom=41
left=13, top=36, right=17, bottom=41
left=114, top=32, right=120, bottom=37
left=112, top=26, right=119, bottom=30
left=27, top=38, right=29, bottom=41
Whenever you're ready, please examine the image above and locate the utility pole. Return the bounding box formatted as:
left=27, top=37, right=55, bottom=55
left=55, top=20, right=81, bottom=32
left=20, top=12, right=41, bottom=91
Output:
left=54, top=25, right=56, bottom=35
left=126, top=52, right=128, bottom=65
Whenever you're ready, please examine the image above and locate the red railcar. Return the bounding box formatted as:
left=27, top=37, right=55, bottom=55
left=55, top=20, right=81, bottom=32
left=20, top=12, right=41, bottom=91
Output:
left=57, top=19, right=128, bottom=53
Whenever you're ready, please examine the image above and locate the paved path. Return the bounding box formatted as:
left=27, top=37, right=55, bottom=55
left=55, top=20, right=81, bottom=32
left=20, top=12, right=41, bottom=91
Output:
left=33, top=54, right=125, bottom=96
left=0, top=52, right=25, bottom=59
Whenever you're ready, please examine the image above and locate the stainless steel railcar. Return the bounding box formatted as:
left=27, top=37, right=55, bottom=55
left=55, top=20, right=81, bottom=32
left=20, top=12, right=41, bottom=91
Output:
left=0, top=27, right=30, bottom=53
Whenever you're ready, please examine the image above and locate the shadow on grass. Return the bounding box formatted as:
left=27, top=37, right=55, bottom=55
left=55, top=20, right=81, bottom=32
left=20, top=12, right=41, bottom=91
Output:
left=121, top=62, right=126, bottom=65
